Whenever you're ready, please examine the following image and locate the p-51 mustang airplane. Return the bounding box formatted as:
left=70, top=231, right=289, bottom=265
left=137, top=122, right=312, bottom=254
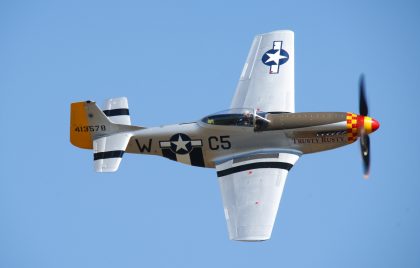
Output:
left=70, top=30, right=379, bottom=241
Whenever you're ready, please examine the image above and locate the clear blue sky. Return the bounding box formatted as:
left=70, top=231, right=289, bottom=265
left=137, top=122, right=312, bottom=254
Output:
left=1, top=1, right=419, bottom=267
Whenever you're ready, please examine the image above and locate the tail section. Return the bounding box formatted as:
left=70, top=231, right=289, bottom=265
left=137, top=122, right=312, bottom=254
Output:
left=70, top=98, right=142, bottom=172
left=70, top=100, right=116, bottom=149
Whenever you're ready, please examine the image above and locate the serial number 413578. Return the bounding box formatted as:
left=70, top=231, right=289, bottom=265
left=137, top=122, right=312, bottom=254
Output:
left=74, top=125, right=106, bottom=132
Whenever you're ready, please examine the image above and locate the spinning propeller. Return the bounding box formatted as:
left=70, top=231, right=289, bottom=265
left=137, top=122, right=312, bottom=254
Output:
left=358, top=75, right=379, bottom=179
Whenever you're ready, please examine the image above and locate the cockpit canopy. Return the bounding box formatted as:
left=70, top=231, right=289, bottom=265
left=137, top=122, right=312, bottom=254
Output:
left=201, top=108, right=269, bottom=129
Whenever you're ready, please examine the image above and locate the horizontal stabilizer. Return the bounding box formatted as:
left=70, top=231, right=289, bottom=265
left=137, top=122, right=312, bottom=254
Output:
left=103, top=97, right=131, bottom=125
left=93, top=133, right=132, bottom=172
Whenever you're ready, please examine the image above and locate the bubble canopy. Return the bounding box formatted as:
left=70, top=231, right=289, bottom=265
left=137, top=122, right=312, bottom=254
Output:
left=201, top=108, right=268, bottom=128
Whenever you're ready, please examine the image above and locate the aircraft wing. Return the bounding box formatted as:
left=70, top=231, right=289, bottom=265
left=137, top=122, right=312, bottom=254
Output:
left=216, top=151, right=300, bottom=241
left=231, top=30, right=294, bottom=113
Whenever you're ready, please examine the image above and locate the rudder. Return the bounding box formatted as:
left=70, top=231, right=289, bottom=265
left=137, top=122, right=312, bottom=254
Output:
left=70, top=101, right=96, bottom=149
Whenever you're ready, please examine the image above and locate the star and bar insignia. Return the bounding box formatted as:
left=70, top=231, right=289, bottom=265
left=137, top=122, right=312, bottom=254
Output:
left=159, top=133, right=205, bottom=167
left=262, top=41, right=289, bottom=74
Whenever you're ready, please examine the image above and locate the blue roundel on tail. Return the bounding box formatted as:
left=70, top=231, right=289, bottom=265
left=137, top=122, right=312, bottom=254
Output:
left=262, top=48, right=289, bottom=66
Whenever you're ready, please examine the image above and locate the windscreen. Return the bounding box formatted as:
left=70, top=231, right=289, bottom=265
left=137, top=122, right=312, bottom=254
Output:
left=201, top=108, right=255, bottom=127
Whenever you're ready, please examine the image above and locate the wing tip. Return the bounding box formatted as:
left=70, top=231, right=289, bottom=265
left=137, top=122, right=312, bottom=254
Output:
left=264, top=29, right=294, bottom=36
left=230, top=235, right=271, bottom=242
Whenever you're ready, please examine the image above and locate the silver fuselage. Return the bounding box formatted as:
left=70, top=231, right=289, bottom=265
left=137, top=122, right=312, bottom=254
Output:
left=125, top=112, right=352, bottom=168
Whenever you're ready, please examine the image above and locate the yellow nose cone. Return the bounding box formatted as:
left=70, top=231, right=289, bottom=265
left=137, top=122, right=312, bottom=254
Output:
left=363, top=116, right=380, bottom=134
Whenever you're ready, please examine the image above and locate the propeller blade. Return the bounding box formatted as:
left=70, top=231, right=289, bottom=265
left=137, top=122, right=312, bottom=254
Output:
left=359, top=130, right=370, bottom=179
left=359, top=75, right=368, bottom=116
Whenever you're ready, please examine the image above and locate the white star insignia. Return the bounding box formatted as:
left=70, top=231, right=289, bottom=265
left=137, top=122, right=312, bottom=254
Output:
left=172, top=135, right=189, bottom=152
left=264, top=50, right=287, bottom=65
